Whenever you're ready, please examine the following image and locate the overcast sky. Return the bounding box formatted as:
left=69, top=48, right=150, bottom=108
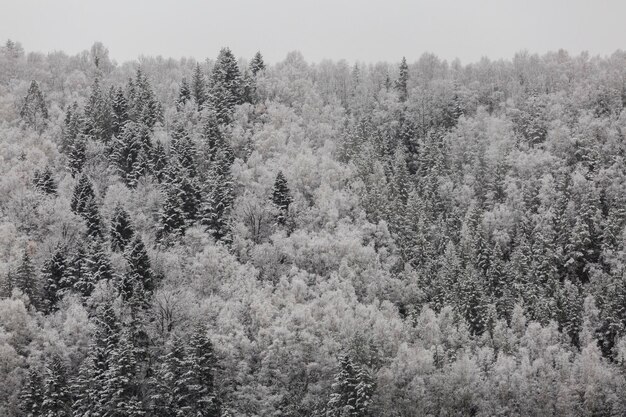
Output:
left=2, top=0, right=625, bottom=65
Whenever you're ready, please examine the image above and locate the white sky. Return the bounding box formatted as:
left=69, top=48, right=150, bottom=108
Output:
left=1, top=0, right=625, bottom=64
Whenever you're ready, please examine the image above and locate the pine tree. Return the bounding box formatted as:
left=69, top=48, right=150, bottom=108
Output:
left=41, top=356, right=72, bottom=417
left=19, top=368, right=44, bottom=417
left=20, top=80, right=48, bottom=131
left=68, top=134, right=87, bottom=178
left=249, top=51, right=266, bottom=76
left=15, top=249, right=39, bottom=309
left=40, top=248, right=68, bottom=314
left=71, top=173, right=96, bottom=216
left=33, top=166, right=57, bottom=195
left=110, top=203, right=135, bottom=252
left=271, top=171, right=292, bottom=226
left=395, top=57, right=409, bottom=102
left=192, top=63, right=208, bottom=110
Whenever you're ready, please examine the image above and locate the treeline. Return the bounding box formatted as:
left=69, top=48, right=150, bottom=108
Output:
left=1, top=39, right=626, bottom=416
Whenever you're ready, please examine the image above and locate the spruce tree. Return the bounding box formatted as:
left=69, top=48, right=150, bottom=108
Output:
left=78, top=240, right=113, bottom=297
left=110, top=203, right=135, bottom=252
left=101, top=329, right=145, bottom=417
left=156, top=189, right=187, bottom=243
left=15, top=249, right=39, bottom=309
left=249, top=51, right=266, bottom=76
left=395, top=57, right=409, bottom=102
left=62, top=102, right=82, bottom=153
left=111, top=86, right=129, bottom=138
left=41, top=356, right=72, bottom=417
left=71, top=173, right=96, bottom=216
left=67, top=134, right=87, bottom=178
left=83, top=76, right=113, bottom=144
left=33, top=166, right=57, bottom=195
left=19, top=368, right=44, bottom=417
left=187, top=327, right=221, bottom=416
left=152, top=336, right=192, bottom=416
left=209, top=47, right=243, bottom=124
left=327, top=353, right=373, bottom=417
left=40, top=248, right=68, bottom=314
left=121, top=236, right=155, bottom=305
left=84, top=197, right=103, bottom=239
left=176, top=77, right=192, bottom=110
left=201, top=147, right=234, bottom=242
left=111, top=121, right=153, bottom=188
left=192, top=63, right=208, bottom=110
left=20, top=80, right=48, bottom=131
left=271, top=171, right=292, bottom=226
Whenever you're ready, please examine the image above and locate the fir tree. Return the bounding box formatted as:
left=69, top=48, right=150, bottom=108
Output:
left=79, top=240, right=113, bottom=296
left=111, top=121, right=153, bottom=188
left=41, top=356, right=72, bottom=417
left=20, top=80, right=48, bottom=131
left=33, top=166, right=57, bottom=195
left=395, top=57, right=409, bottom=103
left=83, top=76, right=113, bottom=144
left=40, top=248, right=68, bottom=314
left=111, top=86, right=129, bottom=138
left=209, top=47, right=243, bottom=124
left=62, top=102, right=82, bottom=153
left=101, top=329, right=145, bottom=417
left=176, top=77, right=192, bottom=110
left=326, top=353, right=373, bottom=417
left=19, top=368, right=44, bottom=417
left=71, top=173, right=96, bottom=216
left=201, top=147, right=234, bottom=242
left=192, top=63, right=208, bottom=110
left=84, top=197, right=103, bottom=239
left=249, top=51, right=266, bottom=76
left=187, top=327, right=221, bottom=416
left=15, top=249, right=39, bottom=309
left=110, top=203, right=135, bottom=252
left=271, top=171, right=292, bottom=226
left=120, top=236, right=155, bottom=305
left=156, top=189, right=187, bottom=243
left=67, top=134, right=87, bottom=178
left=152, top=336, right=193, bottom=416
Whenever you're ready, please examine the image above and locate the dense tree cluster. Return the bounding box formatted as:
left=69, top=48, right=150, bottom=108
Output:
left=2, top=40, right=626, bottom=415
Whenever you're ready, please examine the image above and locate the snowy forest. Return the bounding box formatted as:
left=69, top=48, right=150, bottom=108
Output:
left=2, top=39, right=626, bottom=416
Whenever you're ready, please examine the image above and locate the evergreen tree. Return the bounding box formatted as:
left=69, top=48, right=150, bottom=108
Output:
left=40, top=248, right=68, bottom=314
left=151, top=336, right=193, bottom=416
left=41, top=356, right=72, bottom=417
left=111, top=86, right=129, bottom=138
left=201, top=147, right=234, bottom=242
left=15, top=249, right=39, bottom=309
left=62, top=102, right=82, bottom=153
left=187, top=327, right=221, bottom=416
left=83, top=76, right=113, bottom=143
left=249, top=51, right=266, bottom=76
left=176, top=77, right=192, bottom=110
left=128, top=68, right=161, bottom=129
left=326, top=353, right=373, bottom=417
left=84, top=197, right=103, bottom=239
left=20, top=80, right=48, bottom=131
left=209, top=47, right=243, bottom=124
left=33, top=166, right=57, bottom=195
left=101, top=329, right=145, bottom=417
left=271, top=171, right=292, bottom=226
left=19, top=368, right=44, bottom=417
left=68, top=134, right=87, bottom=178
left=78, top=240, right=113, bottom=296
left=192, top=63, right=208, bottom=110
left=110, top=203, right=135, bottom=252
left=395, top=57, right=409, bottom=102
left=71, top=173, right=96, bottom=216
left=111, top=121, right=153, bottom=188
left=120, top=236, right=154, bottom=305
left=156, top=189, right=187, bottom=243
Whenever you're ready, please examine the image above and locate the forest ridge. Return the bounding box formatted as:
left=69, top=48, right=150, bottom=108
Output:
left=2, top=40, right=626, bottom=416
